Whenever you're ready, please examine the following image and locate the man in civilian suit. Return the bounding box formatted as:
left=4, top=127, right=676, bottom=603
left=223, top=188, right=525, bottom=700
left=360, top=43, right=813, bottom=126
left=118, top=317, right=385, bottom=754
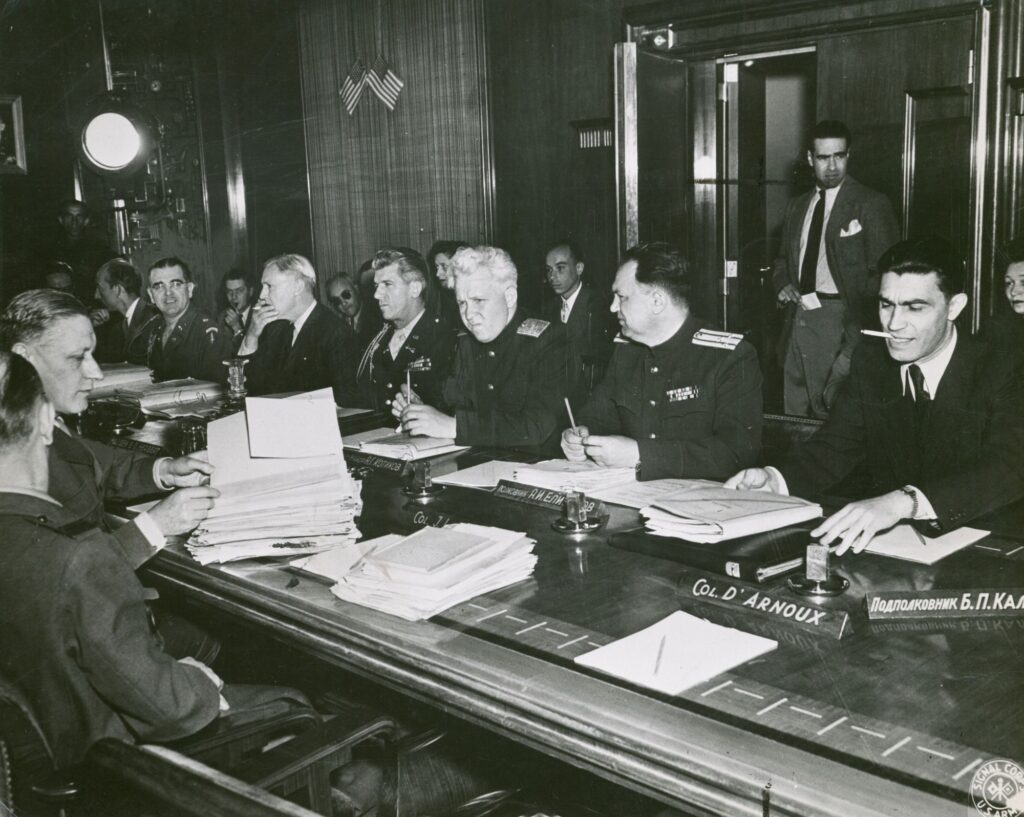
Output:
left=773, top=120, right=899, bottom=418
left=239, top=253, right=357, bottom=406
left=355, top=247, right=456, bottom=411
left=221, top=268, right=256, bottom=353
left=93, top=258, right=160, bottom=364
left=729, top=237, right=1024, bottom=555
left=328, top=271, right=383, bottom=360
left=543, top=241, right=613, bottom=405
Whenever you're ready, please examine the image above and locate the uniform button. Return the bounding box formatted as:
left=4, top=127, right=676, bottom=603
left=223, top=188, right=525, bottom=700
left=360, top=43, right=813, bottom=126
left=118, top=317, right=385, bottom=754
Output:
left=37, top=515, right=47, bottom=523
left=386, top=382, right=392, bottom=388
left=488, top=350, right=495, bottom=357
left=649, top=433, right=657, bottom=439
left=649, top=399, right=656, bottom=406
left=650, top=366, right=659, bottom=373
left=487, top=384, right=494, bottom=390
left=385, top=399, right=392, bottom=406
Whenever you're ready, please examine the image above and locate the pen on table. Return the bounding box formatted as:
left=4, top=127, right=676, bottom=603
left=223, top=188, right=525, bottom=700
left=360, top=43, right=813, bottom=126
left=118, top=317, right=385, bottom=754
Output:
left=860, top=329, right=894, bottom=338
left=564, top=397, right=580, bottom=436
left=653, top=634, right=666, bottom=675
left=910, top=525, right=928, bottom=547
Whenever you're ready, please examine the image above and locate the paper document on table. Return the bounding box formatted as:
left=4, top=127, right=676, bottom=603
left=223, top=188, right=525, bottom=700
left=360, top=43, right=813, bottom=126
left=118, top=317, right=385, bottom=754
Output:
left=866, top=525, right=988, bottom=565
left=91, top=363, right=153, bottom=397
left=291, top=535, right=399, bottom=581
left=208, top=410, right=344, bottom=496
left=512, top=460, right=636, bottom=492
left=124, top=379, right=224, bottom=412
left=589, top=478, right=721, bottom=509
left=246, top=388, right=342, bottom=458
left=433, top=460, right=528, bottom=489
left=642, top=487, right=821, bottom=542
left=344, top=427, right=469, bottom=460
left=574, top=611, right=777, bottom=696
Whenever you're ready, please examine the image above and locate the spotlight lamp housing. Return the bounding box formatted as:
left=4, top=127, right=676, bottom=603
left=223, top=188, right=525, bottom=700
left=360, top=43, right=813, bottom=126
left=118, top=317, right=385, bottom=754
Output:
left=78, top=92, right=159, bottom=177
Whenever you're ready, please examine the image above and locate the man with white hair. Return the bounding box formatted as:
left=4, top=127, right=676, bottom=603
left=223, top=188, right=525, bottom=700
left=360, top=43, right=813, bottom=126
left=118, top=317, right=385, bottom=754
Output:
left=239, top=253, right=357, bottom=405
left=393, top=245, right=571, bottom=452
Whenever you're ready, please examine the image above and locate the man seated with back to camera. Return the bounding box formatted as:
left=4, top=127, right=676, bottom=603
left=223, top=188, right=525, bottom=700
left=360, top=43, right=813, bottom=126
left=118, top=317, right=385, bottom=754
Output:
left=355, top=247, right=457, bottom=412
left=239, top=253, right=357, bottom=406
left=726, top=236, right=1024, bottom=555
left=561, top=241, right=763, bottom=481
left=92, top=257, right=161, bottom=365
left=392, top=245, right=572, bottom=453
left=146, top=256, right=233, bottom=383
left=0, top=351, right=315, bottom=769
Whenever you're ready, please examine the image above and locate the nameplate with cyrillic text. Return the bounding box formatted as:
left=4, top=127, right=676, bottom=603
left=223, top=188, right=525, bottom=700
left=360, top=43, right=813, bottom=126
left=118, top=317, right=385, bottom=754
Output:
left=493, top=480, right=599, bottom=515
left=676, top=569, right=849, bottom=639
left=345, top=451, right=407, bottom=474
left=865, top=588, right=1024, bottom=620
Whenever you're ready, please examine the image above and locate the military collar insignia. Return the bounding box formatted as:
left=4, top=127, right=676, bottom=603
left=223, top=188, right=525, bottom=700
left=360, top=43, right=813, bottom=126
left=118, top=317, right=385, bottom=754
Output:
left=692, top=328, right=743, bottom=350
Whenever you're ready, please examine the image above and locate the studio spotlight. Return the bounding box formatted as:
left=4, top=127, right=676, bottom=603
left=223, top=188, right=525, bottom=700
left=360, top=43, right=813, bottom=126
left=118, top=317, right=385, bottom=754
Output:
left=78, top=92, right=158, bottom=177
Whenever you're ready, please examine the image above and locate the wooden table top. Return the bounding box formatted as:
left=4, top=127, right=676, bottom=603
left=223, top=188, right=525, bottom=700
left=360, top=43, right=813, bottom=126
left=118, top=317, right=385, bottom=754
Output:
left=140, top=440, right=1024, bottom=817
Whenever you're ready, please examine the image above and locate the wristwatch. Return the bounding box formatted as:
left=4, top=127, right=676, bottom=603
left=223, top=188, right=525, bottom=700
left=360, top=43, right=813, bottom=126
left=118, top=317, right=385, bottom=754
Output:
left=898, top=485, right=919, bottom=519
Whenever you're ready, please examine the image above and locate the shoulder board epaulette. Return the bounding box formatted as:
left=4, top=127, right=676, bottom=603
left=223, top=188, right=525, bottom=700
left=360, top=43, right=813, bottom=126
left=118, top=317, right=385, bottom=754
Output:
left=692, top=329, right=744, bottom=350
left=517, top=318, right=550, bottom=338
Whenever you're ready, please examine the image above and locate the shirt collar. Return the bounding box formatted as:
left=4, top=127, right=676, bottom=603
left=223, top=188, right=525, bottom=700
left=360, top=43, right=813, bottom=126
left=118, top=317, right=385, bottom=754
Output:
left=561, top=281, right=583, bottom=314
left=901, top=325, right=957, bottom=399
left=291, top=300, right=317, bottom=342
left=394, top=308, right=425, bottom=340
left=0, top=486, right=61, bottom=505
left=125, top=297, right=140, bottom=325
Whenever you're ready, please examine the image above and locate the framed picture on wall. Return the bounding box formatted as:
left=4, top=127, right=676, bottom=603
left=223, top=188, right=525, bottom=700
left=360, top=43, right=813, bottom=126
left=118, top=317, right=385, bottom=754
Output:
left=0, top=95, right=27, bottom=174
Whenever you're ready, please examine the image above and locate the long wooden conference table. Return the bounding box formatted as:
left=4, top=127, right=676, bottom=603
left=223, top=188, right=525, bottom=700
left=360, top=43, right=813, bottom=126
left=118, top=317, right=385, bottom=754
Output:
left=129, top=428, right=1024, bottom=817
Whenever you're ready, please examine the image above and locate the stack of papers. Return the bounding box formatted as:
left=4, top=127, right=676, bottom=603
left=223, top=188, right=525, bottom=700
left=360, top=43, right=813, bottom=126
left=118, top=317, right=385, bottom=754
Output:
left=123, top=378, right=225, bottom=416
left=589, top=478, right=722, bottom=509
left=511, top=460, right=636, bottom=493
left=344, top=428, right=469, bottom=460
left=433, top=460, right=528, bottom=489
left=574, top=611, right=777, bottom=696
left=186, top=389, right=361, bottom=564
left=641, top=487, right=821, bottom=543
left=92, top=363, right=154, bottom=397
left=330, top=523, right=537, bottom=621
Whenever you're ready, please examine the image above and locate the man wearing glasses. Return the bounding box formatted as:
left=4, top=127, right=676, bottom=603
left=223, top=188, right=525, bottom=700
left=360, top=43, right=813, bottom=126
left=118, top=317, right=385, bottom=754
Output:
left=327, top=271, right=381, bottom=358
left=147, top=257, right=232, bottom=383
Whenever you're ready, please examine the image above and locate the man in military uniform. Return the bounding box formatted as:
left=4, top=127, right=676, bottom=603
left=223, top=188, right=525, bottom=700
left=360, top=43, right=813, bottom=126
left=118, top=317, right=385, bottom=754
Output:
left=561, top=241, right=763, bottom=481
left=394, top=245, right=571, bottom=453
left=355, top=247, right=456, bottom=411
left=239, top=253, right=357, bottom=406
left=147, top=257, right=232, bottom=383
left=93, top=257, right=160, bottom=364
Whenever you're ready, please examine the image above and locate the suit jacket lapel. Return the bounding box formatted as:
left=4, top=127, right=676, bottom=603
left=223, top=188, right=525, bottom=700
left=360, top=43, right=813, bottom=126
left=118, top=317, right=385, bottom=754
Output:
left=788, top=191, right=815, bottom=284
left=286, top=305, right=318, bottom=366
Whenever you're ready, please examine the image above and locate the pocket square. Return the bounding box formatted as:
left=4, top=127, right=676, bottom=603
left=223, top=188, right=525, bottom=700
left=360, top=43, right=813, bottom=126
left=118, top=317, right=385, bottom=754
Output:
left=840, top=219, right=862, bottom=237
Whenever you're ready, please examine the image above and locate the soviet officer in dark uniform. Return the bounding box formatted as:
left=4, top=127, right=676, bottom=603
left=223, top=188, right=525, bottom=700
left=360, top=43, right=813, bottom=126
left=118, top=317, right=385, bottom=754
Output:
left=355, top=247, right=456, bottom=411
left=562, top=242, right=763, bottom=480
left=394, top=245, right=572, bottom=453
left=146, top=257, right=232, bottom=383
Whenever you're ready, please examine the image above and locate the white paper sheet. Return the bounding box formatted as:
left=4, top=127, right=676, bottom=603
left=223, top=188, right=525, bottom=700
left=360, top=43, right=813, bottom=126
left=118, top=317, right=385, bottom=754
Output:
left=574, top=611, right=777, bottom=696
left=866, top=524, right=989, bottom=565
left=433, top=460, right=528, bottom=489
left=244, top=388, right=342, bottom=458
left=589, top=478, right=722, bottom=509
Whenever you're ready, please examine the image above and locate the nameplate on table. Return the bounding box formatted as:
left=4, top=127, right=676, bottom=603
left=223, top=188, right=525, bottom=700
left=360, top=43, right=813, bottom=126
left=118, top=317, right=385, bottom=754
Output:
left=493, top=480, right=598, bottom=515
left=865, top=588, right=1024, bottom=620
left=107, top=436, right=165, bottom=456
left=345, top=450, right=407, bottom=474
left=405, top=507, right=453, bottom=529
left=676, top=569, right=850, bottom=639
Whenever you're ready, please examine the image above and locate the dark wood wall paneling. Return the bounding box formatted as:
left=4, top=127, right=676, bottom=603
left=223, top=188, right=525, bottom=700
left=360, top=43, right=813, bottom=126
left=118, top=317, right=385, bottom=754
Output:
left=487, top=0, right=629, bottom=314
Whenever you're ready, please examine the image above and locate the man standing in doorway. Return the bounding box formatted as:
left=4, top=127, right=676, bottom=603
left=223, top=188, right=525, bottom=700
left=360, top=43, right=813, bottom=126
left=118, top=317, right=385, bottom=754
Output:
left=773, top=120, right=898, bottom=417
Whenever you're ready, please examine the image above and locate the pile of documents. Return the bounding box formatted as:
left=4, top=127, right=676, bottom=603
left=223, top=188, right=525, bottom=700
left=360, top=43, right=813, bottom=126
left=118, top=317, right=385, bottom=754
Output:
left=323, top=523, right=537, bottom=621
left=123, top=378, right=225, bottom=417
left=92, top=363, right=154, bottom=398
left=186, top=388, right=361, bottom=564
left=344, top=428, right=468, bottom=460
left=510, top=460, right=636, bottom=493
left=641, top=486, right=821, bottom=543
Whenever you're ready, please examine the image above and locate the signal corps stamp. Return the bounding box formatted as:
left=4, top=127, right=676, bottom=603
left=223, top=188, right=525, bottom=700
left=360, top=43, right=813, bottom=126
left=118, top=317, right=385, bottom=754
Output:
left=971, top=758, right=1024, bottom=816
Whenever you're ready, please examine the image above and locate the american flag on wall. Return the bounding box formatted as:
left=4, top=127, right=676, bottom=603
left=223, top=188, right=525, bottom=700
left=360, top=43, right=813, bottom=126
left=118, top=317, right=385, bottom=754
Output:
left=366, top=53, right=404, bottom=110
left=339, top=58, right=368, bottom=115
